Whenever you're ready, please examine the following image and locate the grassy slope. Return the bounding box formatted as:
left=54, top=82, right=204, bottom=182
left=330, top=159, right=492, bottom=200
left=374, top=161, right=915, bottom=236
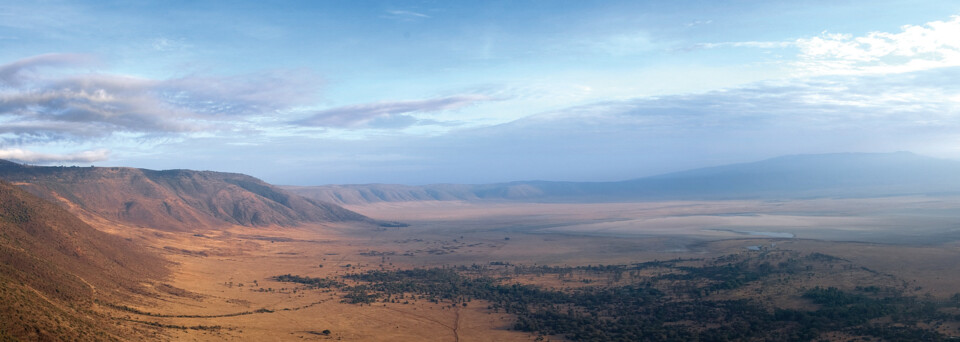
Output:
left=0, top=181, right=167, bottom=340
left=0, top=160, right=368, bottom=231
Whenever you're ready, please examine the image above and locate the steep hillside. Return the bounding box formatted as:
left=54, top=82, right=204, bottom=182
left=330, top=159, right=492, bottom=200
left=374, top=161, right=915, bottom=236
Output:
left=0, top=180, right=167, bottom=340
left=286, top=152, right=960, bottom=204
left=0, top=160, right=368, bottom=231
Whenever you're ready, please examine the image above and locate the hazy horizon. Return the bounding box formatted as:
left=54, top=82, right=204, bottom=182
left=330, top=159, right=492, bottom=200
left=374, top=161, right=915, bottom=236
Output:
left=2, top=1, right=960, bottom=185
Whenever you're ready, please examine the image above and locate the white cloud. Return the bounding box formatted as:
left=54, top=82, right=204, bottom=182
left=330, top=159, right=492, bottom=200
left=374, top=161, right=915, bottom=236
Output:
left=687, top=15, right=960, bottom=77
left=794, top=15, right=960, bottom=75
left=383, top=10, right=430, bottom=22
left=0, top=148, right=109, bottom=163
left=694, top=41, right=794, bottom=50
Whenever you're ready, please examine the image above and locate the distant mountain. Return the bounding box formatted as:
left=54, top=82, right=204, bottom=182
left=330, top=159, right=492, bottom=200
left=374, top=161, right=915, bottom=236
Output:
left=0, top=180, right=166, bottom=340
left=0, top=160, right=368, bottom=231
left=615, top=151, right=960, bottom=199
left=283, top=183, right=481, bottom=204
left=285, top=152, right=960, bottom=204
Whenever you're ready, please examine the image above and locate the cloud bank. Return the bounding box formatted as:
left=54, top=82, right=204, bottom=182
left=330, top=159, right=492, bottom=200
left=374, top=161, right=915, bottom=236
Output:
left=0, top=54, right=321, bottom=144
left=5, top=13, right=960, bottom=183
left=522, top=67, right=960, bottom=136
left=366, top=66, right=960, bottom=183
left=0, top=148, right=109, bottom=163
left=796, top=15, right=960, bottom=75
left=691, top=15, right=960, bottom=77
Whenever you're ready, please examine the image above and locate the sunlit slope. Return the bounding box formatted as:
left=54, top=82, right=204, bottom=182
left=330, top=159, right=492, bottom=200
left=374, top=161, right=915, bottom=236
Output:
left=288, top=152, right=960, bottom=204
left=0, top=181, right=166, bottom=340
left=0, top=160, right=368, bottom=231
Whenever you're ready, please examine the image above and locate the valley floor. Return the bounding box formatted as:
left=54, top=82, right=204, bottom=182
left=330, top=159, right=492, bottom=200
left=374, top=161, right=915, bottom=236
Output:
left=95, top=196, right=960, bottom=341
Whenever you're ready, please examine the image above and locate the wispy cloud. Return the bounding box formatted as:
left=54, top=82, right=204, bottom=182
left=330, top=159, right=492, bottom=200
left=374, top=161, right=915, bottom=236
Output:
left=0, top=54, right=322, bottom=144
left=293, top=94, right=495, bottom=128
left=685, top=20, right=713, bottom=28
left=544, top=69, right=960, bottom=131
left=159, top=69, right=321, bottom=115
left=691, top=41, right=794, bottom=50
left=0, top=53, right=97, bottom=86
left=366, top=67, right=960, bottom=182
left=0, top=148, right=109, bottom=163
left=166, top=66, right=960, bottom=185
left=488, top=66, right=960, bottom=157
left=382, top=9, right=430, bottom=22
left=152, top=37, right=190, bottom=52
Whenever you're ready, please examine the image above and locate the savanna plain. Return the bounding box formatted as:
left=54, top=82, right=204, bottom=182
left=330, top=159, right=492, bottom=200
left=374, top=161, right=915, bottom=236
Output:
left=98, top=196, right=960, bottom=341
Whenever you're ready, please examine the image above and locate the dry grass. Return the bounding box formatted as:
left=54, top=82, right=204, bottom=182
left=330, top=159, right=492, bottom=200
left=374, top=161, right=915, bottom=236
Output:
left=80, top=196, right=960, bottom=340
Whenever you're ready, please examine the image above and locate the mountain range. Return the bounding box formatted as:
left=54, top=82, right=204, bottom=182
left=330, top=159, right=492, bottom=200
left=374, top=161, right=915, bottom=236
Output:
left=0, top=161, right=375, bottom=340
left=1, top=151, right=959, bottom=339
left=284, top=152, right=960, bottom=204
left=0, top=160, right=369, bottom=231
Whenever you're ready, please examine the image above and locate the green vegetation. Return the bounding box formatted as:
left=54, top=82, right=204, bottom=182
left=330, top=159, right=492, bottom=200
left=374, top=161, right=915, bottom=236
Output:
left=122, top=319, right=222, bottom=331
left=272, top=274, right=343, bottom=288
left=100, top=300, right=275, bottom=318
left=276, top=250, right=960, bottom=341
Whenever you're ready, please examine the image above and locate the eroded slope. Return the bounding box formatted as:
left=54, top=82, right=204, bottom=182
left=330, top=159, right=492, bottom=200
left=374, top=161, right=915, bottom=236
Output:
left=0, top=160, right=367, bottom=231
left=0, top=181, right=168, bottom=340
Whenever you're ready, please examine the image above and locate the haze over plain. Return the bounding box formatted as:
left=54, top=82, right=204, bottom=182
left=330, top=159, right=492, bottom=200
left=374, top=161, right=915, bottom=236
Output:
left=2, top=1, right=960, bottom=184
left=8, top=2, right=960, bottom=341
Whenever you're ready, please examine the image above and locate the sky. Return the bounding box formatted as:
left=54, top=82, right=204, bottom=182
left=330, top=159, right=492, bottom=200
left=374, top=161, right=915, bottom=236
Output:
left=1, top=1, right=959, bottom=185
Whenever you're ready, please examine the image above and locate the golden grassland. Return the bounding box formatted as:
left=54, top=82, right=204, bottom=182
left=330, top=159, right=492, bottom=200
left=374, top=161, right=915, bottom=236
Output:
left=82, top=196, right=960, bottom=341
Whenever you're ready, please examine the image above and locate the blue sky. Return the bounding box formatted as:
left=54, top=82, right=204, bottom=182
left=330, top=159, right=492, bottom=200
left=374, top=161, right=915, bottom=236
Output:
left=1, top=1, right=959, bottom=184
